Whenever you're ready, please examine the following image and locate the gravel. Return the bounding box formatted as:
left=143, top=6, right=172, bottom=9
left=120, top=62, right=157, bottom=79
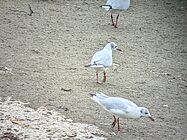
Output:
left=0, top=97, right=106, bottom=140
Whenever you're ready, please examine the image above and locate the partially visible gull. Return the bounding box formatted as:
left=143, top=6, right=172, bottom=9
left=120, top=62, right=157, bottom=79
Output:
left=101, top=0, right=131, bottom=28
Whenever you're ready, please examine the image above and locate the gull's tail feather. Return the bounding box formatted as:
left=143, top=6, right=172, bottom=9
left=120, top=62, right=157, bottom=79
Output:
left=90, top=92, right=109, bottom=109
left=96, top=92, right=109, bottom=98
left=90, top=92, right=109, bottom=102
left=85, top=64, right=92, bottom=67
left=85, top=64, right=105, bottom=68
left=90, top=93, right=96, bottom=97
left=90, top=92, right=103, bottom=106
left=100, top=5, right=112, bottom=11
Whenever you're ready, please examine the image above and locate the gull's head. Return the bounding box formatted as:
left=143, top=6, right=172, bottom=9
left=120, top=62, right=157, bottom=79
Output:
left=105, top=42, right=122, bottom=52
left=139, top=107, right=155, bottom=121
left=110, top=42, right=117, bottom=50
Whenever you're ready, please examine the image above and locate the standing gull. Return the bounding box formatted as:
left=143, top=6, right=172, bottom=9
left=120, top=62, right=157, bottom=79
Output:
left=101, top=0, right=131, bottom=28
left=90, top=92, right=154, bottom=131
left=85, top=42, right=122, bottom=84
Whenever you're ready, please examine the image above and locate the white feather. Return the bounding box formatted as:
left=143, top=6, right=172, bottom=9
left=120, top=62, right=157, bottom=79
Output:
left=101, top=5, right=111, bottom=11
left=106, top=0, right=130, bottom=10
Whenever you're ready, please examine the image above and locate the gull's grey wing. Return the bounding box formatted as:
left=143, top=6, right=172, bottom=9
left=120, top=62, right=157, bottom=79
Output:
left=106, top=0, right=130, bottom=10
left=101, top=97, right=134, bottom=113
left=91, top=50, right=112, bottom=67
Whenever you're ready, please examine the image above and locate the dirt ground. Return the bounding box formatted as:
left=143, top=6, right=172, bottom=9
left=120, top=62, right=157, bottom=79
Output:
left=0, top=0, right=187, bottom=139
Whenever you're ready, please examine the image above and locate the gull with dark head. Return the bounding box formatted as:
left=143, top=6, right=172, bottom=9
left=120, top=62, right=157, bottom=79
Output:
left=101, top=0, right=131, bottom=28
left=90, top=92, right=154, bottom=131
left=85, top=42, right=122, bottom=84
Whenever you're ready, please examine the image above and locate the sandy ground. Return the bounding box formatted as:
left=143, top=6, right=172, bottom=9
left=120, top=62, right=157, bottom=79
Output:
left=0, top=0, right=187, bottom=139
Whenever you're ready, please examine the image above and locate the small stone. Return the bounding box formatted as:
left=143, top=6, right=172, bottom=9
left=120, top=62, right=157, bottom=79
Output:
left=163, top=104, right=168, bottom=107
left=66, top=132, right=77, bottom=137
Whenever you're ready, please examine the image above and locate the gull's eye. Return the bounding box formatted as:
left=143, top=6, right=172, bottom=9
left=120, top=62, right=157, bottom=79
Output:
left=145, top=112, right=148, bottom=115
left=140, top=110, right=143, bottom=113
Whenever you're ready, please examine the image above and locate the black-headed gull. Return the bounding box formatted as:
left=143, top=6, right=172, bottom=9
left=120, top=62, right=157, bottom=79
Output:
left=101, top=0, right=131, bottom=28
left=85, top=42, right=122, bottom=84
left=90, top=92, right=154, bottom=131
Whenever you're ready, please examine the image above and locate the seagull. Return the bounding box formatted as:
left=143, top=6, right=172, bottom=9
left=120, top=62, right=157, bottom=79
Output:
left=101, top=0, right=131, bottom=28
left=90, top=92, right=155, bottom=131
left=85, top=42, right=122, bottom=84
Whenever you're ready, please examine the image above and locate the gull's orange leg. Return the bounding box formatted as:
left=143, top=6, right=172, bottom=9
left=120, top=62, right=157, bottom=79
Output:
left=96, top=72, right=102, bottom=84
left=103, top=71, right=107, bottom=82
left=111, top=13, right=115, bottom=26
left=96, top=72, right=99, bottom=83
left=112, top=115, right=117, bottom=128
left=117, top=117, right=120, bottom=131
left=114, top=14, right=119, bottom=28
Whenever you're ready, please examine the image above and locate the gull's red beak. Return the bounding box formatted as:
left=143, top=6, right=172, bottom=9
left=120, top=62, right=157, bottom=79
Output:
left=149, top=116, right=155, bottom=121
left=116, top=48, right=123, bottom=54
left=116, top=48, right=122, bottom=52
